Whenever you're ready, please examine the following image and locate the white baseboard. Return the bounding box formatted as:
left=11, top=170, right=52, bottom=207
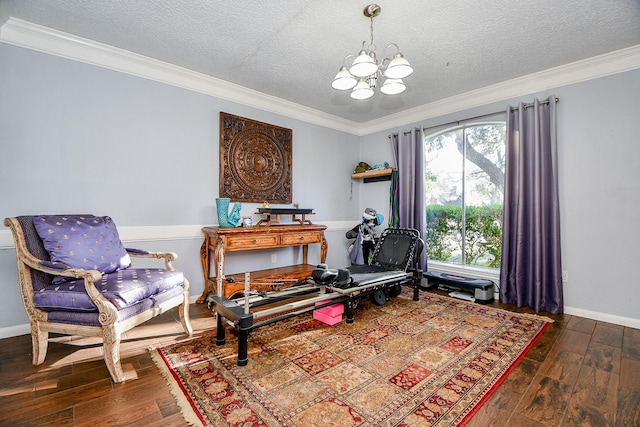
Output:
left=0, top=324, right=30, bottom=339
left=564, top=306, right=640, bottom=329
left=424, top=263, right=640, bottom=328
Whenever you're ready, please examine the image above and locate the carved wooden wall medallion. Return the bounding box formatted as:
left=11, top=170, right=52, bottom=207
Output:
left=219, top=112, right=292, bottom=203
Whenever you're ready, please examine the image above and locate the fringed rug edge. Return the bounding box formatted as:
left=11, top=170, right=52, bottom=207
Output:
left=150, top=346, right=206, bottom=427
left=456, top=317, right=552, bottom=426
left=510, top=311, right=555, bottom=324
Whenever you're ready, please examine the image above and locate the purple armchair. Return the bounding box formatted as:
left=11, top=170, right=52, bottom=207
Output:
left=4, top=215, right=192, bottom=382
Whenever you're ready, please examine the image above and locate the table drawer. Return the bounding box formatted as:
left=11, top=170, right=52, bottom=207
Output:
left=281, top=232, right=322, bottom=245
left=225, top=234, right=279, bottom=250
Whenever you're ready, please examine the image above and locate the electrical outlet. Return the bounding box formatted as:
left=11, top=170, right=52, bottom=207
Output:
left=271, top=254, right=277, bottom=263
left=562, top=270, right=569, bottom=283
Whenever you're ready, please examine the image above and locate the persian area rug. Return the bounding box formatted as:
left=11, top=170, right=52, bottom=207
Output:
left=151, top=291, right=551, bottom=426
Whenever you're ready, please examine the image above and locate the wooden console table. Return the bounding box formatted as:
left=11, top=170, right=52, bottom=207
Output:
left=198, top=224, right=328, bottom=302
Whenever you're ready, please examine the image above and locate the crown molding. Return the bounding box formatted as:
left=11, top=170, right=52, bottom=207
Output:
left=361, top=44, right=640, bottom=135
left=0, top=18, right=358, bottom=134
left=2, top=18, right=639, bottom=137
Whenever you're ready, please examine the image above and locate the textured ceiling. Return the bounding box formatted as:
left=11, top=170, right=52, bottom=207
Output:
left=2, top=0, right=639, bottom=123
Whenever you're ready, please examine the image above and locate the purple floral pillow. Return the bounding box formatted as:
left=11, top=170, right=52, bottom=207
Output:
left=33, top=215, right=131, bottom=283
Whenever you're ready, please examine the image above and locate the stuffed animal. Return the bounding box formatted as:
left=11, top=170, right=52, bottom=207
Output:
left=354, top=162, right=371, bottom=174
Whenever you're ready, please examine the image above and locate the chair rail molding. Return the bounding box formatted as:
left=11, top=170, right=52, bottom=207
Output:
left=0, top=221, right=357, bottom=249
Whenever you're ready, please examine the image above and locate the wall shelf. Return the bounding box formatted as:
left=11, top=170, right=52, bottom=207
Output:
left=351, top=168, right=393, bottom=183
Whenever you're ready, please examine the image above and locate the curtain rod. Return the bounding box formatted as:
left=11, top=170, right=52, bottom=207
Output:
left=417, top=97, right=559, bottom=134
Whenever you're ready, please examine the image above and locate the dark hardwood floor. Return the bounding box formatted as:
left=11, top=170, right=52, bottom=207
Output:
left=1, top=290, right=639, bottom=426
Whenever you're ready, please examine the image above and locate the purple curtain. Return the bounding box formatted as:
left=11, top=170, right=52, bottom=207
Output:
left=499, top=96, right=563, bottom=314
left=391, top=128, right=427, bottom=271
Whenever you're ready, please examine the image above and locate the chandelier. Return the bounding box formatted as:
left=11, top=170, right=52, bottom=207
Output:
left=331, top=4, right=413, bottom=100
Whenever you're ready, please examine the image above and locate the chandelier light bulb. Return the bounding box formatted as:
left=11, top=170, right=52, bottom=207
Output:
left=383, top=53, right=413, bottom=79
left=350, top=79, right=375, bottom=100
left=332, top=66, right=358, bottom=90
left=380, top=78, right=406, bottom=95
left=349, top=50, right=379, bottom=78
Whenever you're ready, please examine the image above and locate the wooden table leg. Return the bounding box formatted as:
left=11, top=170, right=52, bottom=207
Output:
left=197, top=237, right=211, bottom=303
left=197, top=234, right=225, bottom=303
left=320, top=234, right=328, bottom=264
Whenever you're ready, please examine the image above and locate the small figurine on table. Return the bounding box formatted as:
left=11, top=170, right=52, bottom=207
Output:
left=346, top=207, right=384, bottom=265
left=228, top=203, right=242, bottom=227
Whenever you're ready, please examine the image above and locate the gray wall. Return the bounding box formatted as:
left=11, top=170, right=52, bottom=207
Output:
left=0, top=43, right=360, bottom=334
left=358, top=69, right=640, bottom=325
left=2, top=40, right=639, bottom=336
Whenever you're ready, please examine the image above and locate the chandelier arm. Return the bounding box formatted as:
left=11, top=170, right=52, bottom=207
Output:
left=383, top=43, right=401, bottom=60
left=342, top=54, right=357, bottom=66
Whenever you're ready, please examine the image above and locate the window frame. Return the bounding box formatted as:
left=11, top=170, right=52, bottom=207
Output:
left=423, top=119, right=506, bottom=277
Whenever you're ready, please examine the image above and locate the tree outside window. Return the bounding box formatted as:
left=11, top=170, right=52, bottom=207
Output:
left=424, top=123, right=505, bottom=268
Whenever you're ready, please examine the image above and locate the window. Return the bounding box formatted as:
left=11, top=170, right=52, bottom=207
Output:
left=424, top=122, right=506, bottom=269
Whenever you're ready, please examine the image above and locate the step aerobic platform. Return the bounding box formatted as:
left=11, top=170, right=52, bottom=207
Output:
left=423, top=271, right=495, bottom=304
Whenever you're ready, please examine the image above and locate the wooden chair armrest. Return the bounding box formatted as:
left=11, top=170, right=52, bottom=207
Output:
left=126, top=248, right=178, bottom=270
left=18, top=251, right=101, bottom=283
left=37, top=260, right=103, bottom=283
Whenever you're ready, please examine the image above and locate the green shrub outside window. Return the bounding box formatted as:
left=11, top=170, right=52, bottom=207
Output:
left=426, top=204, right=502, bottom=268
left=425, top=122, right=505, bottom=269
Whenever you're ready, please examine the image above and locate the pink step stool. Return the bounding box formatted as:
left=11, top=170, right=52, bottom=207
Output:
left=313, top=300, right=344, bottom=325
